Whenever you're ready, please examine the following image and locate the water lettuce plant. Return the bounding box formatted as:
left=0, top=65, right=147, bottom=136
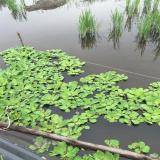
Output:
left=128, top=141, right=150, bottom=154
left=104, top=139, right=120, bottom=148
left=0, top=47, right=160, bottom=159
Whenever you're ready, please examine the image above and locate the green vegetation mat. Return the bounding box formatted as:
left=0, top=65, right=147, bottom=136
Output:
left=0, top=47, right=160, bottom=159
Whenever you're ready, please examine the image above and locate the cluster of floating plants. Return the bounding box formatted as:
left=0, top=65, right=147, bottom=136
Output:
left=0, top=47, right=160, bottom=159
left=30, top=137, right=155, bottom=160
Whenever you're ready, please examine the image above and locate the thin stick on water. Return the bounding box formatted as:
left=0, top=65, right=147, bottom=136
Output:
left=17, top=32, right=25, bottom=46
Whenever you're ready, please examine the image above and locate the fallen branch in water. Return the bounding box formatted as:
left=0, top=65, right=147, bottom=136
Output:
left=0, top=122, right=157, bottom=160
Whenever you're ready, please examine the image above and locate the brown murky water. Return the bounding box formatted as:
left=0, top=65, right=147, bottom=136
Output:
left=0, top=0, right=160, bottom=159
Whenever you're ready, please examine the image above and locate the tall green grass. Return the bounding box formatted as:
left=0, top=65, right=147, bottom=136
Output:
left=150, top=11, right=160, bottom=41
left=109, top=9, right=124, bottom=48
left=79, top=10, right=97, bottom=38
left=153, top=0, right=160, bottom=12
left=137, top=11, right=160, bottom=43
left=137, top=14, right=152, bottom=43
left=143, top=0, right=152, bottom=14
left=5, top=0, right=26, bottom=20
left=126, top=0, right=140, bottom=17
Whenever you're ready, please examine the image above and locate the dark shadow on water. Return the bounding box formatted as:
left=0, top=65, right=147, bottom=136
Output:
left=80, top=116, right=160, bottom=153
left=44, top=104, right=84, bottom=119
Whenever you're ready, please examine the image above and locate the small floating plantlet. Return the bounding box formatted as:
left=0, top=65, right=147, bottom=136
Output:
left=128, top=141, right=150, bottom=154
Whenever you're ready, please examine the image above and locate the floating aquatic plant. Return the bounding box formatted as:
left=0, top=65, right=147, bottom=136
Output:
left=128, top=141, right=150, bottom=154
left=109, top=9, right=124, bottom=48
left=104, top=139, right=120, bottom=148
left=1, top=47, right=160, bottom=159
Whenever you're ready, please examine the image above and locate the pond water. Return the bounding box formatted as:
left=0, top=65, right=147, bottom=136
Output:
left=0, top=0, right=160, bottom=159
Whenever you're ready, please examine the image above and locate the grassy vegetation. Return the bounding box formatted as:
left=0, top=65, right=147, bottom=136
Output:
left=109, top=9, right=124, bottom=48
left=142, top=0, right=152, bottom=14
left=126, top=0, right=140, bottom=17
left=1, top=0, right=26, bottom=20
left=137, top=14, right=152, bottom=43
left=153, top=0, right=160, bottom=11
left=137, top=10, right=160, bottom=43
left=79, top=10, right=97, bottom=38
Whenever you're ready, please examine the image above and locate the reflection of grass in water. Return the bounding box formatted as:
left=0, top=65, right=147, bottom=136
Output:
left=2, top=0, right=26, bottom=20
left=153, top=42, right=160, bottom=61
left=109, top=9, right=124, bottom=49
left=79, top=10, right=97, bottom=38
left=80, top=32, right=96, bottom=49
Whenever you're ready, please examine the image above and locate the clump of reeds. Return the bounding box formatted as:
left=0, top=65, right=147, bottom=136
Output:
left=126, top=0, right=140, bottom=17
left=138, top=10, right=160, bottom=42
left=6, top=0, right=27, bottom=20
left=109, top=9, right=124, bottom=48
left=142, top=0, right=152, bottom=14
left=153, top=0, right=160, bottom=12
left=137, top=14, right=152, bottom=43
left=79, top=10, right=97, bottom=38
left=150, top=11, right=160, bottom=41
